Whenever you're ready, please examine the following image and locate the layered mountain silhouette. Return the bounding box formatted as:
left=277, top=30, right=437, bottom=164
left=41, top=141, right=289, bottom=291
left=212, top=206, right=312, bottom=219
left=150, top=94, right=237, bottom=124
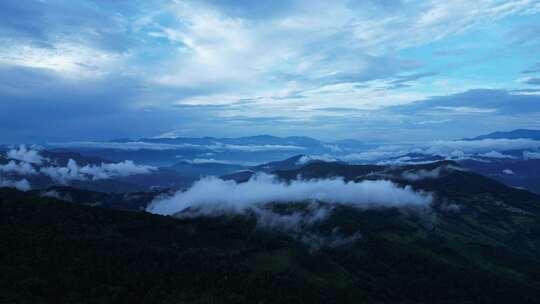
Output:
left=2, top=159, right=540, bottom=303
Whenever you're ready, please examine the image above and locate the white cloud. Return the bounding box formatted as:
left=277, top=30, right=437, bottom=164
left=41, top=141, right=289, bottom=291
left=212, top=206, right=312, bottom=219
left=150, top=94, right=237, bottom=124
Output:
left=424, top=139, right=540, bottom=156
left=185, top=158, right=233, bottom=164
left=296, top=154, right=337, bottom=165
left=41, top=190, right=65, bottom=200
left=349, top=0, right=538, bottom=51
left=502, top=169, right=515, bottom=175
left=48, top=141, right=192, bottom=151
left=479, top=151, right=516, bottom=159
left=208, top=143, right=306, bottom=152
left=0, top=42, right=121, bottom=79
left=49, top=141, right=306, bottom=152
left=2, top=0, right=539, bottom=141
left=340, top=139, right=540, bottom=164
left=1, top=145, right=158, bottom=188
left=131, top=0, right=540, bottom=115
left=435, top=106, right=497, bottom=114
left=402, top=167, right=443, bottom=181
left=147, top=173, right=433, bottom=216
left=6, top=145, right=45, bottom=164
left=523, top=150, right=540, bottom=159
left=414, top=119, right=452, bottom=125
left=88, top=161, right=156, bottom=177
left=147, top=173, right=432, bottom=248
left=0, top=178, right=31, bottom=191
left=41, top=159, right=156, bottom=184
left=0, top=160, right=38, bottom=175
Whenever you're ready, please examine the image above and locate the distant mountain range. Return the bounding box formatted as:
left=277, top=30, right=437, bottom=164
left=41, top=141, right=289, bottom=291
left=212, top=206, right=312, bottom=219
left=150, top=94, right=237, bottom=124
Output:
left=3, top=129, right=540, bottom=194
left=142, top=134, right=324, bottom=147
left=465, top=129, right=540, bottom=140
left=141, top=128, right=540, bottom=145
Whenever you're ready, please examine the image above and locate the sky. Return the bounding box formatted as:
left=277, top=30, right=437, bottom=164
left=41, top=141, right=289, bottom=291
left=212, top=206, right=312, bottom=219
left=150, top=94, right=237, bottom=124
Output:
left=1, top=0, right=540, bottom=143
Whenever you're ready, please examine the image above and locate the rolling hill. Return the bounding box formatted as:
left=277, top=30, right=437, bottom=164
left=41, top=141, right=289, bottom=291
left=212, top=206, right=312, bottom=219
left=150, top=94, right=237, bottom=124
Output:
left=2, top=160, right=540, bottom=303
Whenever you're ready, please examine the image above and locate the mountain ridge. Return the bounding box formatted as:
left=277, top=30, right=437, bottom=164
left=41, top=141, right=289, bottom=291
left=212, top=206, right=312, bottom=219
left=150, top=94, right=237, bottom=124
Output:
left=465, top=129, right=540, bottom=140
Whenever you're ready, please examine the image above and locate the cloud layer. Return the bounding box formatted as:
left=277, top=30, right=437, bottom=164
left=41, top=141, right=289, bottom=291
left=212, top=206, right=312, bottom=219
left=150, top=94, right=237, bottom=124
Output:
left=0, top=177, right=30, bottom=191
left=40, top=160, right=157, bottom=184
left=147, top=173, right=433, bottom=216
left=6, top=145, right=45, bottom=164
left=1, top=146, right=157, bottom=189
left=342, top=138, right=540, bottom=163
left=147, top=172, right=434, bottom=248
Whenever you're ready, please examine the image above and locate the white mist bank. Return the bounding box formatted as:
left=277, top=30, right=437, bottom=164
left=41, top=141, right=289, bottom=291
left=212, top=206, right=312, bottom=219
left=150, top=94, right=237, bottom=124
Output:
left=1, top=146, right=157, bottom=188
left=147, top=173, right=433, bottom=216
left=0, top=177, right=31, bottom=191
left=40, top=159, right=156, bottom=184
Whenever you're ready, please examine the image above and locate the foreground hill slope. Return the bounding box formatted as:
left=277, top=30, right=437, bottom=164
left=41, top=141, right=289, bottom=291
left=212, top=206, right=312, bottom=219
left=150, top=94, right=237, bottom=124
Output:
left=2, top=159, right=540, bottom=304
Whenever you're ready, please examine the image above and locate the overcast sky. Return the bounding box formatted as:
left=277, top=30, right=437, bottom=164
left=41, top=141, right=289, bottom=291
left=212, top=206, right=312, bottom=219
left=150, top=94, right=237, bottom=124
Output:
left=1, top=0, right=540, bottom=143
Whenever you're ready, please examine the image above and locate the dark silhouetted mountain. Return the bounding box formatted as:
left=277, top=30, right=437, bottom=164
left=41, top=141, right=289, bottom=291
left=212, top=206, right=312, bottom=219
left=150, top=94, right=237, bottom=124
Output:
left=273, top=160, right=388, bottom=181
left=250, top=154, right=316, bottom=172
left=36, top=186, right=166, bottom=211
left=141, top=135, right=324, bottom=147
left=2, top=159, right=540, bottom=303
left=459, top=158, right=540, bottom=194
left=169, top=161, right=246, bottom=178
left=222, top=155, right=337, bottom=182
left=41, top=150, right=112, bottom=166
left=221, top=170, right=256, bottom=183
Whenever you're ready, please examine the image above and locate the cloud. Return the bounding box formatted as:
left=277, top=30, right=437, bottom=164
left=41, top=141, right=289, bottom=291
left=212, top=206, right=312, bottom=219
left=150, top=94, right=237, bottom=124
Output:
left=184, top=158, right=235, bottom=164
left=435, top=106, right=497, bottom=114
left=49, top=141, right=306, bottom=152
left=424, top=139, right=540, bottom=156
left=0, top=160, right=38, bottom=175
left=0, top=177, right=30, bottom=191
left=147, top=173, right=433, bottom=248
left=208, top=143, right=306, bottom=152
left=2, top=146, right=158, bottom=187
left=147, top=173, right=433, bottom=216
left=2, top=1, right=540, bottom=142
left=413, top=119, right=452, bottom=125
left=6, top=145, right=45, bottom=164
left=41, top=190, right=71, bottom=201
left=41, top=159, right=156, bottom=184
left=341, top=139, right=540, bottom=164
left=49, top=141, right=200, bottom=151
left=296, top=154, right=337, bottom=165
left=401, top=167, right=443, bottom=181
left=523, top=150, right=540, bottom=159
left=502, top=169, right=515, bottom=175
left=478, top=151, right=516, bottom=159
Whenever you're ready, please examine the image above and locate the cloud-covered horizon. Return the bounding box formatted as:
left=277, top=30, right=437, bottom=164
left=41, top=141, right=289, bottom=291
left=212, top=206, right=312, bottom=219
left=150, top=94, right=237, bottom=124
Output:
left=341, top=138, right=540, bottom=163
left=1, top=1, right=540, bottom=142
